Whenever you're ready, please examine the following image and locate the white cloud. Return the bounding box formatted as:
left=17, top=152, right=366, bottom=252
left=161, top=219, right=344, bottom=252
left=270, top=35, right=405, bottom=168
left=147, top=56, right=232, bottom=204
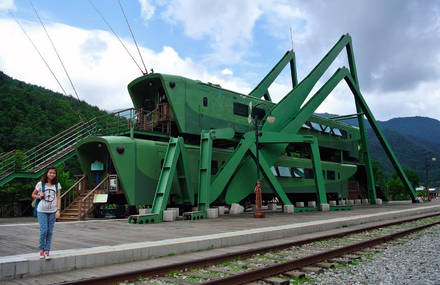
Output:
left=0, top=0, right=14, bottom=11
left=0, top=17, right=251, bottom=111
left=221, top=68, right=233, bottom=76
left=162, top=0, right=263, bottom=64
left=138, top=0, right=155, bottom=22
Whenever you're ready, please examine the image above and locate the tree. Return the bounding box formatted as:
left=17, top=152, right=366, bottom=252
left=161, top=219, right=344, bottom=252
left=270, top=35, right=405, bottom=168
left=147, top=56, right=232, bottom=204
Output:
left=386, top=168, right=419, bottom=200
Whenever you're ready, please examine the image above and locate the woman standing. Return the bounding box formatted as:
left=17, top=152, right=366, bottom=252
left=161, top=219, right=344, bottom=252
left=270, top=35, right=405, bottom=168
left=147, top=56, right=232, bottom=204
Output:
left=31, top=165, right=61, bottom=259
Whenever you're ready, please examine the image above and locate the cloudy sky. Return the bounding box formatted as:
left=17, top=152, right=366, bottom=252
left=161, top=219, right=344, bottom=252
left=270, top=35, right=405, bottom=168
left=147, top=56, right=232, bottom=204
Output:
left=0, top=0, right=439, bottom=120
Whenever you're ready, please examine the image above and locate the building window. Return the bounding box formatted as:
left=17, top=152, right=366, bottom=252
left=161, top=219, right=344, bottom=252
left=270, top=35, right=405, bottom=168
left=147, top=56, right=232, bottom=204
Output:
left=304, top=168, right=314, bottom=179
left=270, top=166, right=279, bottom=177
left=203, top=97, right=208, bottom=107
left=327, top=170, right=335, bottom=180
left=233, top=102, right=249, bottom=117
left=211, top=160, right=218, bottom=175
left=278, top=166, right=292, bottom=177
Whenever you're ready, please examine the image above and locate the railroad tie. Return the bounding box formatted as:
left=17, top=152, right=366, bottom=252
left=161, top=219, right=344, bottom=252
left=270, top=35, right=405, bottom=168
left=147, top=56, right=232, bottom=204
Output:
left=344, top=254, right=360, bottom=259
left=315, top=262, right=336, bottom=269
left=283, top=270, right=306, bottom=278
left=262, top=277, right=290, bottom=285
left=328, top=257, right=352, bottom=264
left=301, top=266, right=324, bottom=273
left=156, top=276, right=197, bottom=285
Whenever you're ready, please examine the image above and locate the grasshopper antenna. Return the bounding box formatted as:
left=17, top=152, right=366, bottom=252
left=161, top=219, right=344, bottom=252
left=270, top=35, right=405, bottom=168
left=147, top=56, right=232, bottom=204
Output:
left=89, top=0, right=145, bottom=75
left=29, top=0, right=84, bottom=121
left=11, top=13, right=67, bottom=96
left=290, top=26, right=294, bottom=52
left=118, top=0, right=148, bottom=74
left=12, top=10, right=84, bottom=122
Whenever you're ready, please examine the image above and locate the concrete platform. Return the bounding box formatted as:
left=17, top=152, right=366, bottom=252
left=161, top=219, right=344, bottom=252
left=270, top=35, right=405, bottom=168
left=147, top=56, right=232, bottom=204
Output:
left=1, top=200, right=440, bottom=281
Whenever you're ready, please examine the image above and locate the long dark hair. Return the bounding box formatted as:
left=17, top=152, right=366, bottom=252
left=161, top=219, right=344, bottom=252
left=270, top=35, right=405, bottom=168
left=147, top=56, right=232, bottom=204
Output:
left=41, top=165, right=59, bottom=185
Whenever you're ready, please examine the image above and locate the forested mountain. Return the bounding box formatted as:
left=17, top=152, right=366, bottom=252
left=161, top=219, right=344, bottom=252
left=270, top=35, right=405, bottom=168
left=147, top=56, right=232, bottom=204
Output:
left=377, top=117, right=440, bottom=145
left=0, top=71, right=107, bottom=152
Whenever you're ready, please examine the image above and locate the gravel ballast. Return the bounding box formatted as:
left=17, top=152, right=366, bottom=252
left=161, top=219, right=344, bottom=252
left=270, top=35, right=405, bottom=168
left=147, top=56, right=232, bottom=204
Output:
left=310, top=224, right=440, bottom=285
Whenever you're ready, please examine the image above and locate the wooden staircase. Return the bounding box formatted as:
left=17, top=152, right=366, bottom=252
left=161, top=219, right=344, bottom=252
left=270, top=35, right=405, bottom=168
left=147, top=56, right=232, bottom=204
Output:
left=57, top=174, right=109, bottom=222
left=58, top=192, right=96, bottom=221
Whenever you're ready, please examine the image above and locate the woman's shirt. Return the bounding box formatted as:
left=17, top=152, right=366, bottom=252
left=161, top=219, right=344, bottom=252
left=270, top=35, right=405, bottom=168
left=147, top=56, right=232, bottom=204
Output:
left=35, top=181, right=61, bottom=213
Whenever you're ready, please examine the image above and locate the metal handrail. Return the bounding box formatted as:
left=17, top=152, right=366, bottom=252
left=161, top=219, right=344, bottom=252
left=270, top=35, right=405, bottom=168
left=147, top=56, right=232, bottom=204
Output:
left=0, top=150, right=16, bottom=160
left=0, top=108, right=139, bottom=179
left=60, top=175, right=86, bottom=199
left=82, top=175, right=108, bottom=202
left=79, top=175, right=108, bottom=219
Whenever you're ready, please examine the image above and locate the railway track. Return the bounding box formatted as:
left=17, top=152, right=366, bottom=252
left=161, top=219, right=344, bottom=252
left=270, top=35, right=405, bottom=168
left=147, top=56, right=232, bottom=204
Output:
left=64, top=213, right=440, bottom=285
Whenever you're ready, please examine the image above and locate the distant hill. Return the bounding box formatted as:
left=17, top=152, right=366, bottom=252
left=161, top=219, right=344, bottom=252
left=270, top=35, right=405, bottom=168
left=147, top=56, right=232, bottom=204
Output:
left=377, top=117, right=440, bottom=145
left=0, top=71, right=107, bottom=152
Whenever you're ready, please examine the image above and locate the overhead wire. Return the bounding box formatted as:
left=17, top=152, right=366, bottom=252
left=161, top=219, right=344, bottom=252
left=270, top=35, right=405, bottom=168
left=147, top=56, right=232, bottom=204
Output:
left=11, top=13, right=68, bottom=97
left=118, top=0, right=148, bottom=74
left=29, top=0, right=84, bottom=121
left=88, top=0, right=145, bottom=75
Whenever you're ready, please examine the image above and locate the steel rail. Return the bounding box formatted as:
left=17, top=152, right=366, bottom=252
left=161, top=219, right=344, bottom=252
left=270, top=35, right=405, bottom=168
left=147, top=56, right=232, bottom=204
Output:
left=204, top=220, right=440, bottom=284
left=61, top=212, right=440, bottom=285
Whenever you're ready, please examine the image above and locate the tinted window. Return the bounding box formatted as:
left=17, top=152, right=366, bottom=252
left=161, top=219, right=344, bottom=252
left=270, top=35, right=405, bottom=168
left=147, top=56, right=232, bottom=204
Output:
left=310, top=122, right=322, bottom=131
left=341, top=129, right=348, bottom=139
left=211, top=160, right=218, bottom=175
left=233, top=102, right=249, bottom=117
left=333, top=128, right=342, bottom=136
left=270, top=166, right=278, bottom=177
left=327, top=170, right=335, bottom=180
left=304, top=168, right=314, bottom=179
left=278, top=166, right=292, bottom=177
left=322, top=125, right=332, bottom=134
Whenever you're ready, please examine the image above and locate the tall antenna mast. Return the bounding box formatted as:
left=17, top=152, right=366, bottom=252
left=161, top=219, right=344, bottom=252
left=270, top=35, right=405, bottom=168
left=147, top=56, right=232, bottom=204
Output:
left=89, top=0, right=145, bottom=75
left=290, top=26, right=294, bottom=52
left=30, top=1, right=84, bottom=121
left=118, top=0, right=148, bottom=74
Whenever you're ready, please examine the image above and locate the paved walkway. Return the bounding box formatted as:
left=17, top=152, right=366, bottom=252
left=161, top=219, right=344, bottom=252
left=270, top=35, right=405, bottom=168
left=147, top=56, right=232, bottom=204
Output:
left=1, top=200, right=438, bottom=257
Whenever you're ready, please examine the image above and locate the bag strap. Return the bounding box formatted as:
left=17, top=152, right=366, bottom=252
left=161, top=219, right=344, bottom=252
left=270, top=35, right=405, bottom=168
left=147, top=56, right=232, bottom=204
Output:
left=42, top=183, right=58, bottom=192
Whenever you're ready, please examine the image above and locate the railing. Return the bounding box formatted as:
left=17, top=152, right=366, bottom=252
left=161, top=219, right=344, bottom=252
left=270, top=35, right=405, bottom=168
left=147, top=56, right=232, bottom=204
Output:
left=79, top=174, right=109, bottom=219
left=0, top=105, right=174, bottom=181
left=60, top=175, right=86, bottom=212
left=0, top=108, right=138, bottom=179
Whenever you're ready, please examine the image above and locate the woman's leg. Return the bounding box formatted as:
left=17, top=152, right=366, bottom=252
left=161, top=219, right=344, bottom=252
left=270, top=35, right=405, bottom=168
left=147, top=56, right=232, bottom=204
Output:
left=37, top=212, right=48, bottom=250
left=45, top=212, right=56, bottom=251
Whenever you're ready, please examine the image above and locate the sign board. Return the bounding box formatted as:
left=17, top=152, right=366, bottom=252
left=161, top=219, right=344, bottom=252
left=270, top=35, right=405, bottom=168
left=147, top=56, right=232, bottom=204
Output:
left=91, top=162, right=104, bottom=171
left=93, top=194, right=108, bottom=203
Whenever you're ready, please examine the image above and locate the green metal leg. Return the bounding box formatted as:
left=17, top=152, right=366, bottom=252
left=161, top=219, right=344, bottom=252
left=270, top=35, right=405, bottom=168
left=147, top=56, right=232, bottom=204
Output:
left=150, top=137, right=193, bottom=218
left=310, top=140, right=327, bottom=207
left=151, top=138, right=181, bottom=215
left=249, top=146, right=293, bottom=206
left=198, top=131, right=212, bottom=211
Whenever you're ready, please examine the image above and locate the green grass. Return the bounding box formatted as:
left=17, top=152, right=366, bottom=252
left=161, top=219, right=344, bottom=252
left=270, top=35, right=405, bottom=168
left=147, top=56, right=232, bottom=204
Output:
left=137, top=275, right=149, bottom=282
